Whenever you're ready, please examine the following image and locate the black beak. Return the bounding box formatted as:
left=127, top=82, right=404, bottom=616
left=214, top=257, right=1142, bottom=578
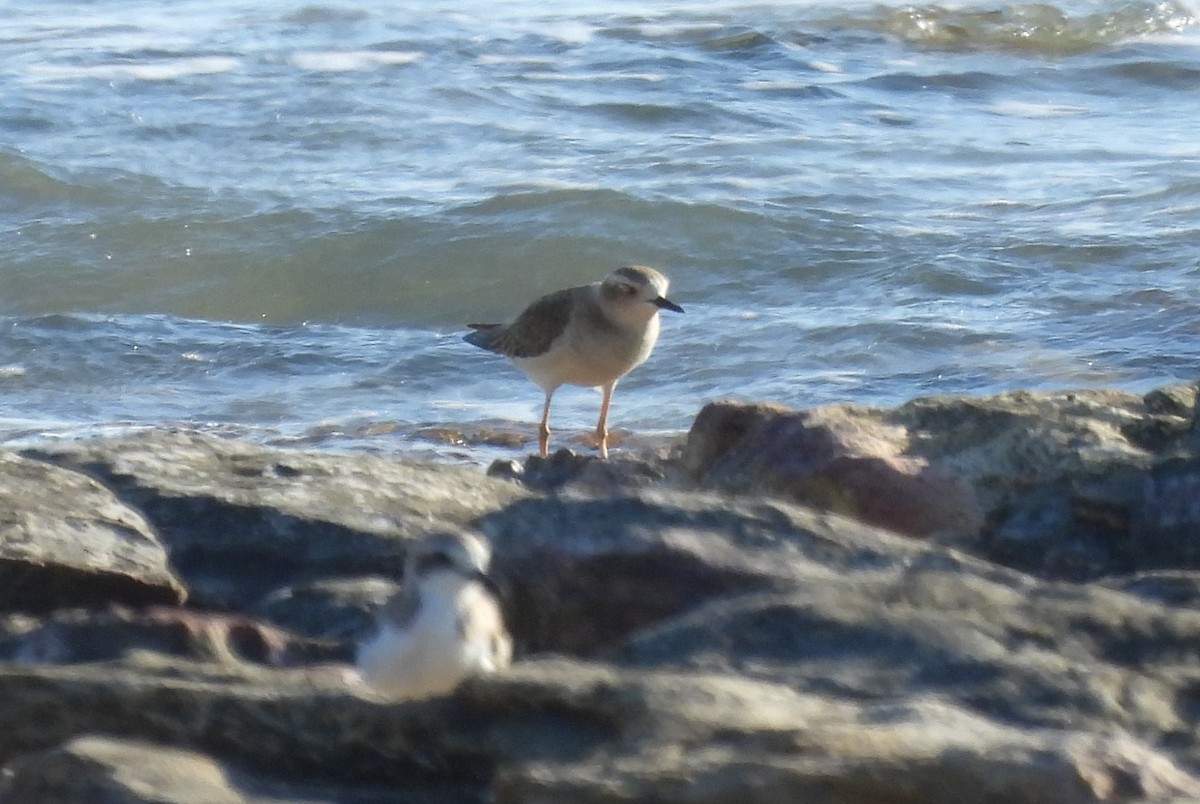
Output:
left=652, top=296, right=684, bottom=313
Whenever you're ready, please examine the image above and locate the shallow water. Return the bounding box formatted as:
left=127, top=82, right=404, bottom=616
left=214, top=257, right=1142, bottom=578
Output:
left=2, top=0, right=1198, bottom=461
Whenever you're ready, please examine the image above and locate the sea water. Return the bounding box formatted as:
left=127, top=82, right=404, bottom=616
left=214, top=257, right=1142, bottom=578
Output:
left=2, top=0, right=1198, bottom=461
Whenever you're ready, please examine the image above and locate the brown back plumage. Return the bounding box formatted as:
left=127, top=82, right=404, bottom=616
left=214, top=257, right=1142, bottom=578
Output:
left=464, top=287, right=576, bottom=358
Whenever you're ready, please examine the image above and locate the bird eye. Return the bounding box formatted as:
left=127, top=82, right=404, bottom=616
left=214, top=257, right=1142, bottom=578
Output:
left=417, top=551, right=455, bottom=574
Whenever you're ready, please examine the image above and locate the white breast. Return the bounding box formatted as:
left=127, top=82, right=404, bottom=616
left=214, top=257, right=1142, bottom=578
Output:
left=515, top=305, right=661, bottom=392
left=356, top=573, right=501, bottom=699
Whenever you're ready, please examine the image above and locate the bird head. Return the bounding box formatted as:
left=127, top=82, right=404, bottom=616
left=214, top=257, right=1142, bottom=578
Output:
left=600, top=265, right=684, bottom=319
left=406, top=531, right=493, bottom=583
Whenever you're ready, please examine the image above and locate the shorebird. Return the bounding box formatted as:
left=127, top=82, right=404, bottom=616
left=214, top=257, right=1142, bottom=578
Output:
left=356, top=531, right=511, bottom=699
left=464, top=265, right=683, bottom=459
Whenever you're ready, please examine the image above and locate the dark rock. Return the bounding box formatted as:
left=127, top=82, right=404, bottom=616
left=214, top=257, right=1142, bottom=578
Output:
left=0, top=658, right=1197, bottom=804
left=0, top=451, right=185, bottom=612
left=480, top=487, right=941, bottom=656
left=486, top=458, right=525, bottom=482
left=682, top=387, right=1200, bottom=580
left=1133, top=456, right=1200, bottom=565
left=519, top=448, right=593, bottom=490
left=0, top=658, right=590, bottom=796
left=1102, top=570, right=1200, bottom=608
left=1143, top=383, right=1198, bottom=420
left=255, top=576, right=397, bottom=642
left=682, top=400, right=985, bottom=538
left=2, top=382, right=1200, bottom=802
left=617, top=565, right=1200, bottom=736
left=22, top=430, right=526, bottom=610
left=505, top=448, right=667, bottom=493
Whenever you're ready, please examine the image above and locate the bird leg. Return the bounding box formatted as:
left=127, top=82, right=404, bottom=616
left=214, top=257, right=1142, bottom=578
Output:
left=593, top=381, right=616, bottom=459
left=538, top=393, right=553, bottom=457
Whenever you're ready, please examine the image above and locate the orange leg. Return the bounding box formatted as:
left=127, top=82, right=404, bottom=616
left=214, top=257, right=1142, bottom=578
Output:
left=594, top=381, right=616, bottom=459
left=538, top=393, right=553, bottom=457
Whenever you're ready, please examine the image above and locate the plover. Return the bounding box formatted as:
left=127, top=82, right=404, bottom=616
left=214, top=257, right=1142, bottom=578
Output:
left=464, top=265, right=683, bottom=459
left=356, top=531, right=511, bottom=699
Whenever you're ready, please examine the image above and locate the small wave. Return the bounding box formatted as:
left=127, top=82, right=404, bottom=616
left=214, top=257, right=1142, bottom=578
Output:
left=579, top=101, right=713, bottom=125
left=700, top=28, right=779, bottom=52
left=826, top=0, right=1198, bottom=54
left=865, top=70, right=1007, bottom=92
left=0, top=186, right=773, bottom=326
left=740, top=81, right=845, bottom=99
left=0, top=151, right=184, bottom=211
left=281, top=6, right=371, bottom=25
left=0, top=152, right=77, bottom=204
left=1099, top=58, right=1200, bottom=87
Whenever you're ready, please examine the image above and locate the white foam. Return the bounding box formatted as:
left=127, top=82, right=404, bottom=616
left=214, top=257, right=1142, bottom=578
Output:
left=289, top=50, right=423, bottom=72
left=28, top=56, right=239, bottom=83
left=986, top=100, right=1089, bottom=119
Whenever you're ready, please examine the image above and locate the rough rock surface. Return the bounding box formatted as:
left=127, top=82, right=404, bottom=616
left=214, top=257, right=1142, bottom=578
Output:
left=24, top=430, right=526, bottom=610
left=682, top=384, right=1200, bottom=580
left=481, top=488, right=940, bottom=656
left=3, top=735, right=258, bottom=804
left=0, top=658, right=1197, bottom=804
left=681, top=399, right=987, bottom=538
left=0, top=452, right=185, bottom=611
left=2, top=384, right=1200, bottom=802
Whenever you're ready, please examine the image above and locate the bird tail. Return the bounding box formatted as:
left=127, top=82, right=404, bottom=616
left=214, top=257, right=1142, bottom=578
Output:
left=463, top=323, right=502, bottom=352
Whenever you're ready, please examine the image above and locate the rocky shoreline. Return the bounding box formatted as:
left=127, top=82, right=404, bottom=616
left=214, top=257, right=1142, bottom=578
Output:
left=2, top=383, right=1200, bottom=802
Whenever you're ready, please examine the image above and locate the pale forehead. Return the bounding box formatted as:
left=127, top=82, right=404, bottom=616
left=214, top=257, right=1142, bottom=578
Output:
left=610, top=265, right=668, bottom=289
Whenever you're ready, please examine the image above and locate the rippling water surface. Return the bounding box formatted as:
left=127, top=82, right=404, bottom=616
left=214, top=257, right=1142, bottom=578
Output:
left=2, top=0, right=1198, bottom=460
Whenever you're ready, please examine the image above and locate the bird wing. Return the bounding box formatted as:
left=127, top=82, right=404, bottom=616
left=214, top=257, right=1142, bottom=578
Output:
left=379, top=587, right=421, bottom=629
left=464, top=287, right=576, bottom=358
left=491, top=628, right=513, bottom=668
left=457, top=590, right=512, bottom=670
left=463, top=323, right=504, bottom=352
